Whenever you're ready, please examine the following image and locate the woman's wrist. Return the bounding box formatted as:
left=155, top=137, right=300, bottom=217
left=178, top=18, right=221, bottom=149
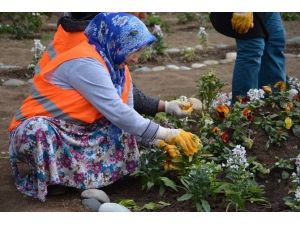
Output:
left=157, top=100, right=166, bottom=112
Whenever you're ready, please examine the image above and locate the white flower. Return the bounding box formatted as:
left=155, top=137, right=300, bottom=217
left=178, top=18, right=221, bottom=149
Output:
left=288, top=76, right=300, bottom=91
left=211, top=92, right=231, bottom=108
left=289, top=89, right=299, bottom=100
left=153, top=24, right=163, bottom=37
left=247, top=89, right=265, bottom=101
left=204, top=119, right=214, bottom=128
left=226, top=145, right=249, bottom=170
left=295, top=188, right=300, bottom=202
left=197, top=26, right=207, bottom=37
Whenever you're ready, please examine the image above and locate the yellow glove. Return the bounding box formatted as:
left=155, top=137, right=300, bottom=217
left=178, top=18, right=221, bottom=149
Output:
left=155, top=127, right=200, bottom=157
left=155, top=140, right=181, bottom=158
left=169, top=130, right=200, bottom=156
left=231, top=12, right=254, bottom=34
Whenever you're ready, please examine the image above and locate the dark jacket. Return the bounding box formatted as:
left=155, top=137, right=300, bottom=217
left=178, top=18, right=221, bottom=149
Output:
left=209, top=12, right=268, bottom=40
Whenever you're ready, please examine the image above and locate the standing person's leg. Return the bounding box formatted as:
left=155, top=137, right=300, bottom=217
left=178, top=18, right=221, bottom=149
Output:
left=258, top=12, right=286, bottom=88
left=232, top=38, right=265, bottom=102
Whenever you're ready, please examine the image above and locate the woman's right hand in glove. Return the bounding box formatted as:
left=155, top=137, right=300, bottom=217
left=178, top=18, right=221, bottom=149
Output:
left=155, top=126, right=200, bottom=156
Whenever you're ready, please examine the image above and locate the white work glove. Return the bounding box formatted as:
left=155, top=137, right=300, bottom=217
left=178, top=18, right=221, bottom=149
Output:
left=165, top=100, right=192, bottom=117
left=188, top=97, right=203, bottom=111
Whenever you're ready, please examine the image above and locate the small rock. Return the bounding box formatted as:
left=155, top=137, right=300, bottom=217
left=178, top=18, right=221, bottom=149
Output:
left=195, top=45, right=204, bottom=51
left=81, top=189, right=110, bottom=203
left=215, top=44, right=229, bottom=49
left=1, top=152, right=7, bottom=155
left=191, top=63, right=206, bottom=69
left=165, top=48, right=180, bottom=54
left=82, top=198, right=102, bottom=212
left=98, top=203, right=131, bottom=212
left=3, top=79, right=26, bottom=87
left=151, top=66, right=165, bottom=72
left=133, top=67, right=151, bottom=73
left=219, top=59, right=234, bottom=64
left=287, top=36, right=300, bottom=45
left=0, top=63, right=20, bottom=70
left=166, top=64, right=180, bottom=70
left=298, top=54, right=300, bottom=57
left=225, top=52, right=237, bottom=60
left=180, top=66, right=191, bottom=71
left=203, top=60, right=219, bottom=66
left=27, top=78, right=34, bottom=84
left=284, top=53, right=297, bottom=58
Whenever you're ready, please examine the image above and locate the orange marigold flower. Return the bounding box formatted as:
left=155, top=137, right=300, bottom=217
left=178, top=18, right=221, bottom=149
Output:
left=262, top=86, right=272, bottom=94
left=216, top=105, right=230, bottom=120
left=212, top=126, right=221, bottom=134
left=274, top=81, right=286, bottom=91
left=294, top=92, right=300, bottom=101
left=220, top=131, right=229, bottom=144
left=242, top=108, right=253, bottom=121
left=236, top=96, right=250, bottom=104
left=285, top=102, right=294, bottom=112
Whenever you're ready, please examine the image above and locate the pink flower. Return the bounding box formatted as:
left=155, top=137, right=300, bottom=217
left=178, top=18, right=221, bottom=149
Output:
left=126, top=160, right=137, bottom=173
left=114, top=149, right=125, bottom=161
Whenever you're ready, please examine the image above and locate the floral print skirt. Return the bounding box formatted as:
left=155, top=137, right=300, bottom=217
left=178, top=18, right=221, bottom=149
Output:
left=9, top=116, right=140, bottom=202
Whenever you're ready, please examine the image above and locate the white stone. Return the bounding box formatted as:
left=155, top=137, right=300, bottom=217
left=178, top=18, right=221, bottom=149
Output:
left=195, top=45, right=204, bottom=51
left=287, top=36, right=300, bottom=45
left=284, top=53, right=297, bottom=58
left=152, top=66, right=165, bottom=72
left=0, top=63, right=20, bottom=70
left=191, top=63, right=206, bottom=69
left=219, top=59, right=234, bottom=64
left=81, top=189, right=110, bottom=203
left=98, top=203, right=131, bottom=212
left=203, top=60, right=219, bottom=66
left=27, top=78, right=34, bottom=84
left=298, top=54, right=300, bottom=57
left=165, top=48, right=180, bottom=54
left=225, top=52, right=237, bottom=60
left=133, top=67, right=151, bottom=73
left=166, top=64, right=180, bottom=70
left=3, top=79, right=26, bottom=87
left=215, top=44, right=229, bottom=49
left=180, top=66, right=191, bottom=71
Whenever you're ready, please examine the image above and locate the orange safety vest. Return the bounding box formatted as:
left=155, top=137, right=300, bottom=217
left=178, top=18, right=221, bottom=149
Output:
left=8, top=40, right=131, bottom=132
left=35, top=25, right=87, bottom=75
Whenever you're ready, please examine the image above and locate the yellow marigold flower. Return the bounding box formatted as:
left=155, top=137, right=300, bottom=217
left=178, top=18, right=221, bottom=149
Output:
left=216, top=105, right=230, bottom=120
left=262, top=86, right=272, bottom=94
left=284, top=117, right=293, bottom=130
left=181, top=102, right=193, bottom=113
left=274, top=81, right=286, bottom=91
left=164, top=161, right=178, bottom=171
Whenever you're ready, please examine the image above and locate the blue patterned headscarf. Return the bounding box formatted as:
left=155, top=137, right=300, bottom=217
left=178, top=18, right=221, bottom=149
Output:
left=84, top=12, right=156, bottom=96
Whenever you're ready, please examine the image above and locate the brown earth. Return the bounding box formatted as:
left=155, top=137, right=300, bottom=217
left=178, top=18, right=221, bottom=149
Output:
left=0, top=13, right=300, bottom=212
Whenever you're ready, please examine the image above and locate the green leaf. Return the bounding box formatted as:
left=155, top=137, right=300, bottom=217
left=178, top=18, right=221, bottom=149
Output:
left=292, top=125, right=300, bottom=137
left=146, top=181, right=155, bottom=191
left=157, top=201, right=171, bottom=207
left=142, top=202, right=157, bottom=210
left=201, top=199, right=211, bottom=212
left=281, top=170, right=290, bottom=180
left=177, top=193, right=193, bottom=201
left=159, top=177, right=178, bottom=191
left=117, top=199, right=137, bottom=208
